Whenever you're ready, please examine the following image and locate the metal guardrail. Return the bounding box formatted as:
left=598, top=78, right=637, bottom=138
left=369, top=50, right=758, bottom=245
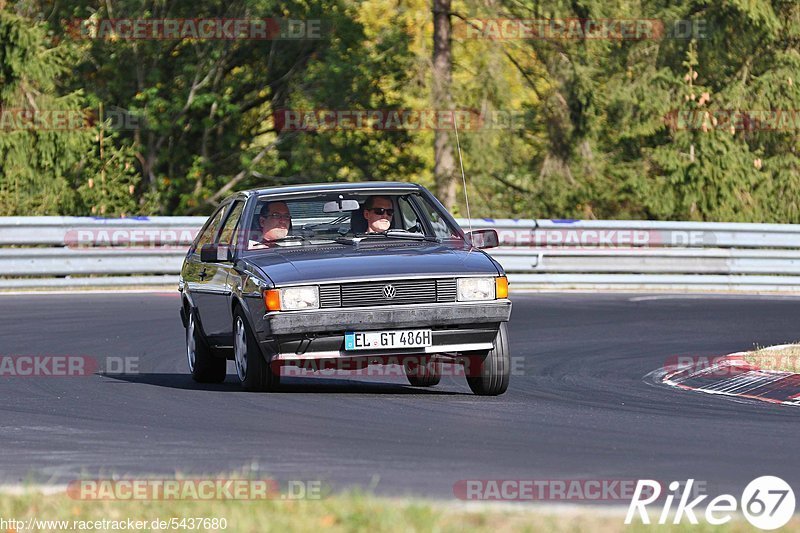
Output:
left=3, top=217, right=800, bottom=291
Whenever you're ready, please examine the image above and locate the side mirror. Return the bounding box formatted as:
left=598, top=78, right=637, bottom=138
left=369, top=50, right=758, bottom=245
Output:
left=200, top=244, right=231, bottom=263
left=467, top=229, right=499, bottom=250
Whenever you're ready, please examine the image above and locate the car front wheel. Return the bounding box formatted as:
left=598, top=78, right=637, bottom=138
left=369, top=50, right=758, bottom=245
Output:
left=404, top=357, right=442, bottom=387
left=186, top=308, right=227, bottom=383
left=233, top=309, right=280, bottom=392
left=464, top=322, right=510, bottom=396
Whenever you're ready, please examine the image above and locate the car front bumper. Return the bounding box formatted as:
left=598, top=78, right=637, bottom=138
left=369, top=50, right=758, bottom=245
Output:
left=257, top=300, right=512, bottom=360
left=263, top=300, right=511, bottom=336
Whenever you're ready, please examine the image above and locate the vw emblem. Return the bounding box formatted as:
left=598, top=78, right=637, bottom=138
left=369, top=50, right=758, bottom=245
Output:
left=382, top=284, right=397, bottom=300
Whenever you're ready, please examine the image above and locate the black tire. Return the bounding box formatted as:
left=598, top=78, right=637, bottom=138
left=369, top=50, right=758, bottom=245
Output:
left=404, top=357, right=442, bottom=387
left=233, top=308, right=280, bottom=392
left=465, top=322, right=510, bottom=396
left=186, top=307, right=227, bottom=383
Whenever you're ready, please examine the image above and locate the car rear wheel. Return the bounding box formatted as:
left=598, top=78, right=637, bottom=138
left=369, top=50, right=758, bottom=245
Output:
left=233, top=309, right=280, bottom=392
left=186, top=308, right=227, bottom=383
left=404, top=357, right=442, bottom=387
left=465, top=322, right=510, bottom=396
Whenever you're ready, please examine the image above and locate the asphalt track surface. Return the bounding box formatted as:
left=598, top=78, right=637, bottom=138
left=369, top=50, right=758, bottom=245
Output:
left=2, top=292, right=800, bottom=499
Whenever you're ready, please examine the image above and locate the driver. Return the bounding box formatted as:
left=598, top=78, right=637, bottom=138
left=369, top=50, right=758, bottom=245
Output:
left=363, top=196, right=394, bottom=233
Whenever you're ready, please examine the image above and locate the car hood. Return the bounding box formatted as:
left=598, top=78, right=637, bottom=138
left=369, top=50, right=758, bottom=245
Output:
left=242, top=242, right=500, bottom=285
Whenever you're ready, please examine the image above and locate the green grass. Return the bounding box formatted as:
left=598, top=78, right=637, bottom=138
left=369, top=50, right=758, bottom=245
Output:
left=744, top=344, right=800, bottom=372
left=0, top=489, right=795, bottom=532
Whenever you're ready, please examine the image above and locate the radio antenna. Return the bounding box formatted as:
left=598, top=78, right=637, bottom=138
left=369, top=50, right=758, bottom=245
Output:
left=453, top=111, right=473, bottom=237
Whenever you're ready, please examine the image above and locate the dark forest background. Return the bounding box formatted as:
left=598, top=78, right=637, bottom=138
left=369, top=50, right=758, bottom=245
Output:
left=1, top=0, right=798, bottom=221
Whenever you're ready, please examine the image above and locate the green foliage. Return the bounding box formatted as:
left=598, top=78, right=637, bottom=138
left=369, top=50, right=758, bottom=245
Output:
left=0, top=8, right=91, bottom=215
left=447, top=0, right=800, bottom=221
left=75, top=124, right=161, bottom=216
left=0, top=6, right=154, bottom=216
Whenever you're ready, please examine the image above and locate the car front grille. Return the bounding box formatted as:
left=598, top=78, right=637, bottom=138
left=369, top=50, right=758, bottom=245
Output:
left=318, top=278, right=456, bottom=308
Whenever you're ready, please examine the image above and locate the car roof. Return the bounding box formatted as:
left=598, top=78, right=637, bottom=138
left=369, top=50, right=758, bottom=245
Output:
left=239, top=181, right=423, bottom=198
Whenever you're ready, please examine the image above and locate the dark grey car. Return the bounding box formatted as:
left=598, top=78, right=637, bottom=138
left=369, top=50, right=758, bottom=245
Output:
left=179, top=182, right=512, bottom=395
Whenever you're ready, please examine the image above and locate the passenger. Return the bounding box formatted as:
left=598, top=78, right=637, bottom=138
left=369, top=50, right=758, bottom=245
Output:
left=250, top=201, right=291, bottom=247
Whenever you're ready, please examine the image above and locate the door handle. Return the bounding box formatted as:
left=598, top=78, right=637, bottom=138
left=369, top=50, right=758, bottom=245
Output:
left=199, top=268, right=208, bottom=280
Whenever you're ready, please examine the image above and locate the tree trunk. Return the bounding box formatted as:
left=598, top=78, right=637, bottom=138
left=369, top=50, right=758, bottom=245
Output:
left=432, top=0, right=456, bottom=209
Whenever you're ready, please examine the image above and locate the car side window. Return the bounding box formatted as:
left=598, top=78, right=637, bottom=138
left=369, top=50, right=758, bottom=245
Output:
left=194, top=206, right=227, bottom=251
left=218, top=201, right=245, bottom=246
left=414, top=196, right=458, bottom=240
left=398, top=196, right=423, bottom=232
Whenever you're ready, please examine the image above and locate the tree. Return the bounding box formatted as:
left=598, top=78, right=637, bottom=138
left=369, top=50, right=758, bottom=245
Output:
left=0, top=6, right=92, bottom=215
left=432, top=0, right=456, bottom=210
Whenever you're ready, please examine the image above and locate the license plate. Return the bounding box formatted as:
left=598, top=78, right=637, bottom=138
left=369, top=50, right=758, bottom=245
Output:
left=345, top=329, right=432, bottom=351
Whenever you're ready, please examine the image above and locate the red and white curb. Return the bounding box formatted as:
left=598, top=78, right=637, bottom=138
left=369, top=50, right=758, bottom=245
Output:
left=661, top=345, right=800, bottom=406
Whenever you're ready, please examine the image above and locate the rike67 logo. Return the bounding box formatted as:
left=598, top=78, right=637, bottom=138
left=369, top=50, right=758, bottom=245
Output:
left=626, top=476, right=795, bottom=530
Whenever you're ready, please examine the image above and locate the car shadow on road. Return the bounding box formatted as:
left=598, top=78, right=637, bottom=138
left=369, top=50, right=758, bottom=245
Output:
left=102, top=373, right=469, bottom=395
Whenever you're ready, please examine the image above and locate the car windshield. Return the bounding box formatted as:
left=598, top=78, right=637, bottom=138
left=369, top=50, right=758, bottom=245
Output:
left=246, top=191, right=463, bottom=250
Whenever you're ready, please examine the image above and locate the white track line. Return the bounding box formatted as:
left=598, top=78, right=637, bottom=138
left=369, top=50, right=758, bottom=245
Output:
left=0, top=290, right=178, bottom=296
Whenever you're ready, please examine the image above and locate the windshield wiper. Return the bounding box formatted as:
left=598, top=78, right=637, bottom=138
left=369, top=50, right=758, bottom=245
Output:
left=272, top=235, right=305, bottom=242
left=354, top=229, right=440, bottom=242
